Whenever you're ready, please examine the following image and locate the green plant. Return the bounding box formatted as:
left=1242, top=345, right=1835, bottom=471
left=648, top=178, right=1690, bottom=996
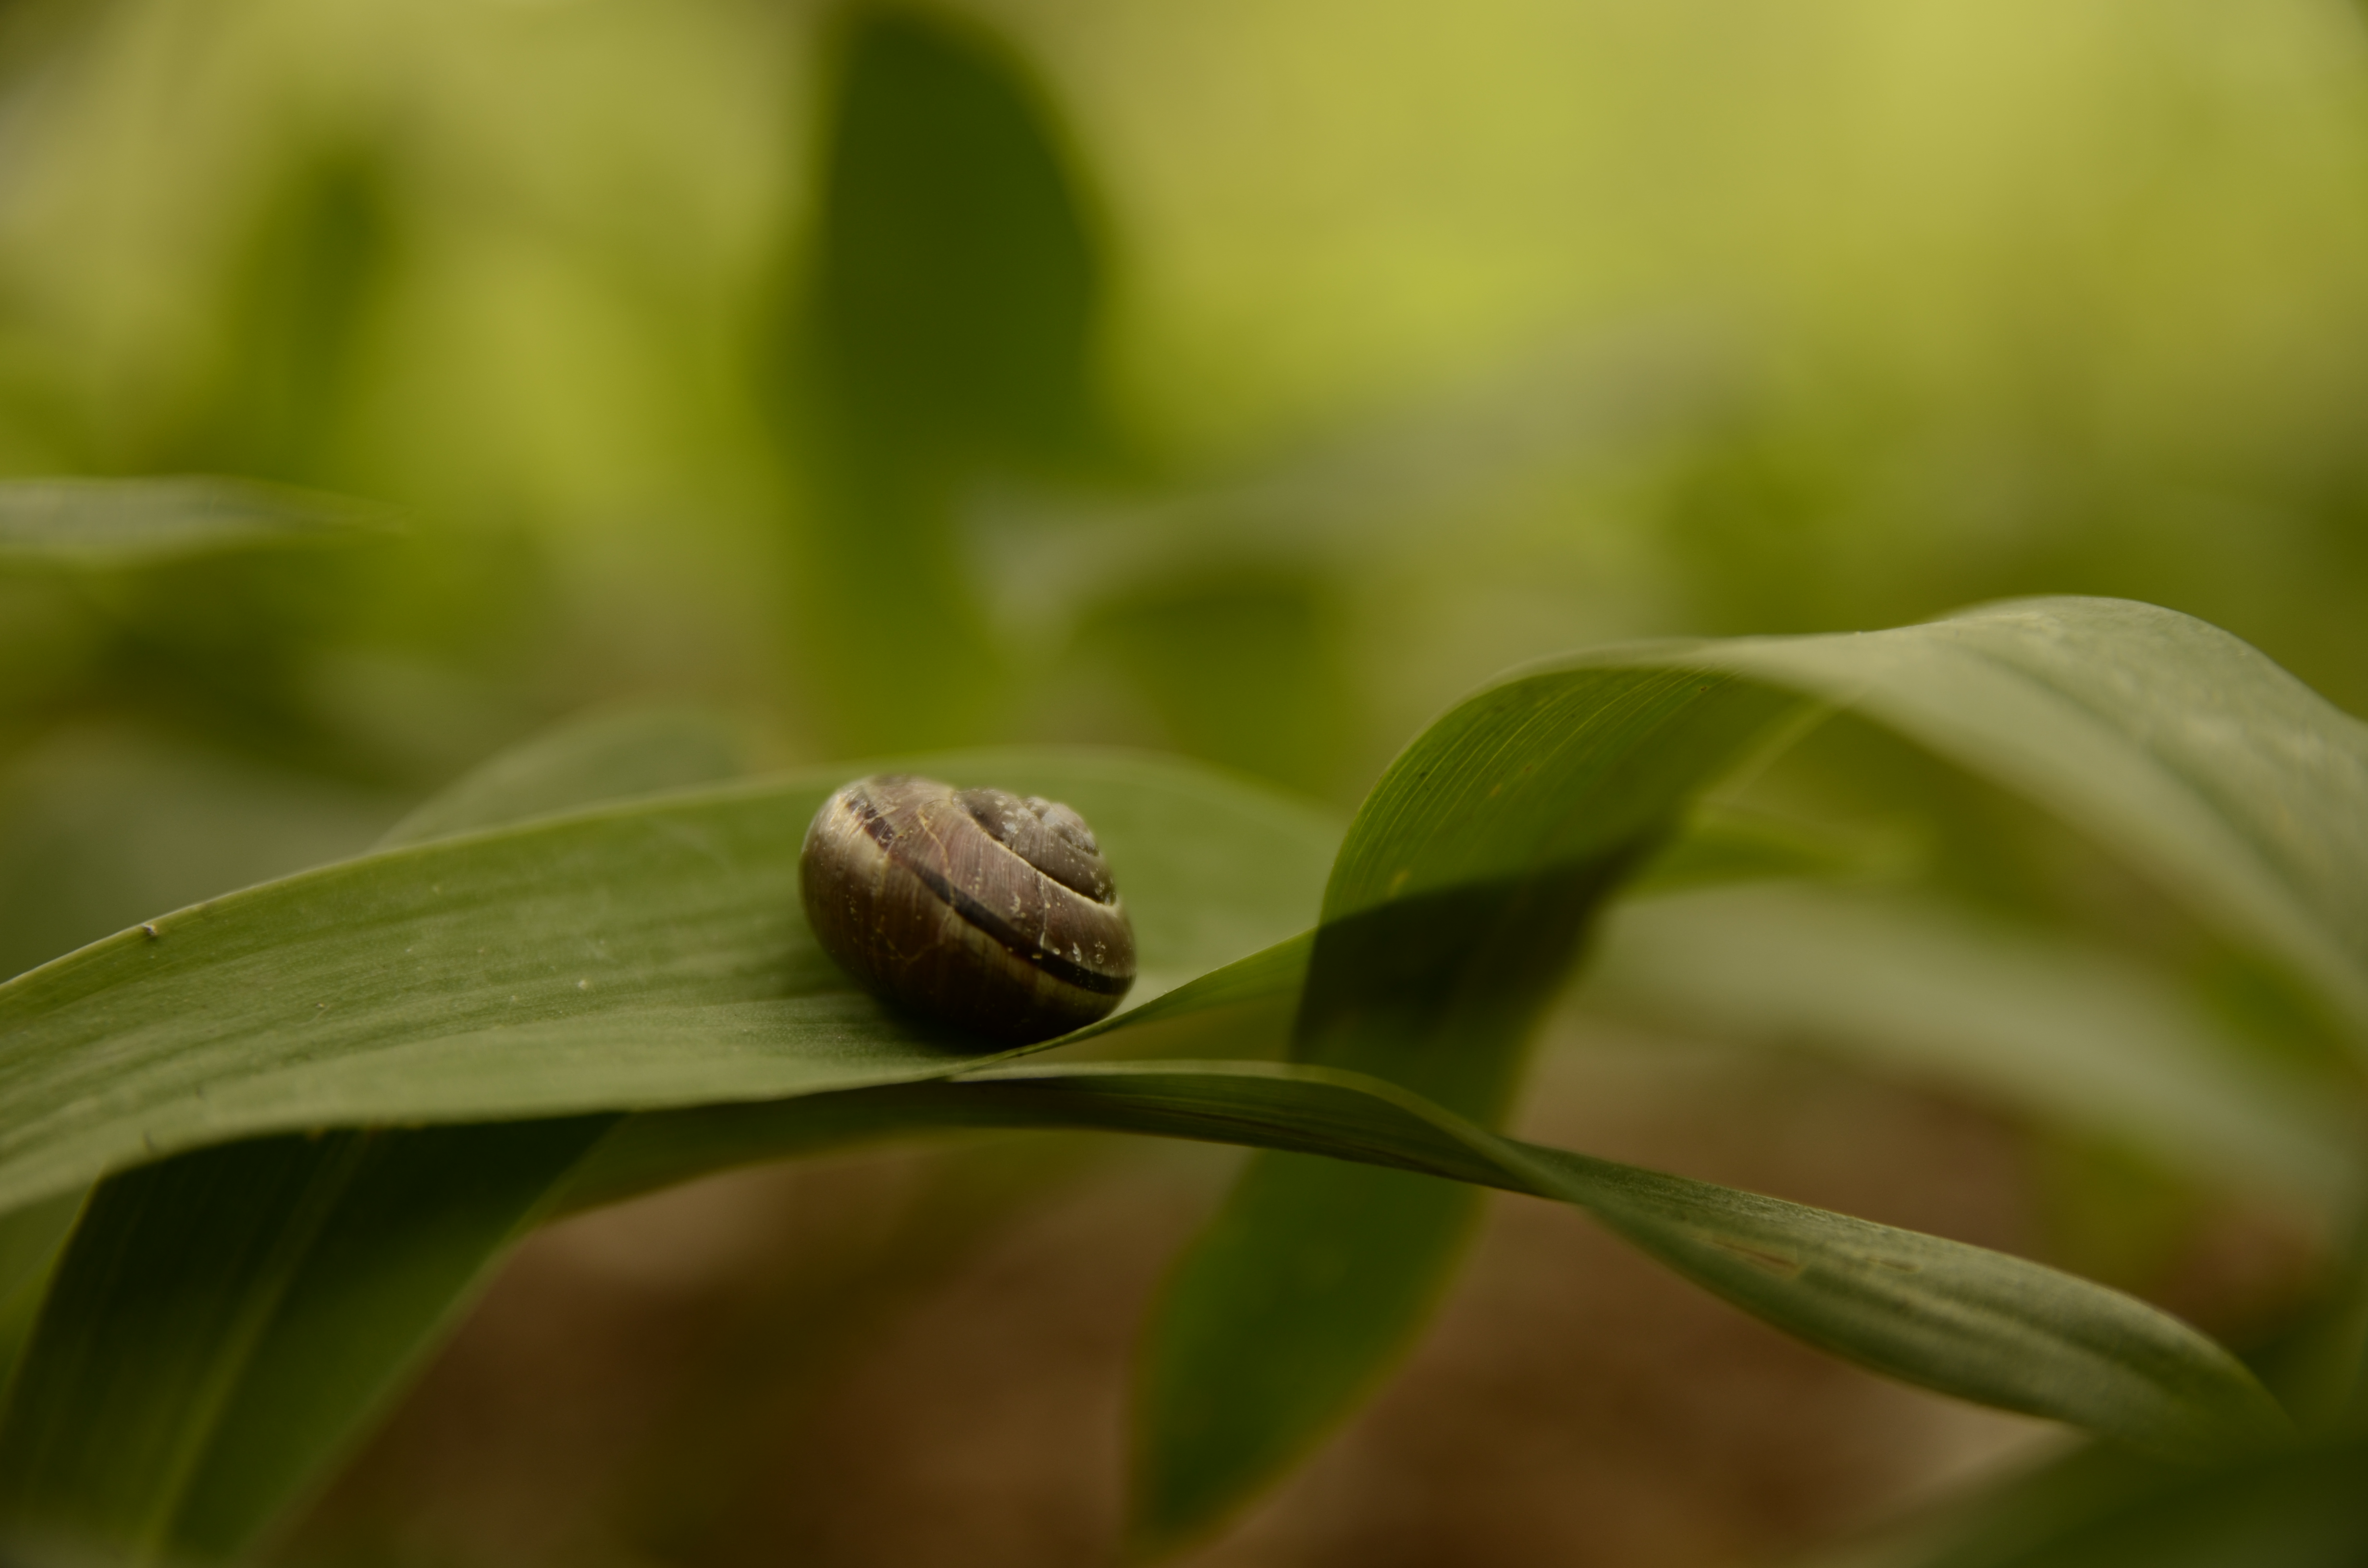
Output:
left=0, top=588, right=2359, bottom=1563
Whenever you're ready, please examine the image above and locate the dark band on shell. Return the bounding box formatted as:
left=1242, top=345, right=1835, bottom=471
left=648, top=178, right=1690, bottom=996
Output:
left=799, top=774, right=1136, bottom=1043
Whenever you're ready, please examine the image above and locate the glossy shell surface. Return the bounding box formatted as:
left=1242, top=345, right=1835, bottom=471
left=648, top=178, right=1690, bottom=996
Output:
left=799, top=774, right=1136, bottom=1043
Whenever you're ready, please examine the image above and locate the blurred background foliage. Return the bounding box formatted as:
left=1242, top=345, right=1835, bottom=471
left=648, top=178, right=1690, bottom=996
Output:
left=2, top=0, right=2366, bottom=948
left=4, top=0, right=2368, bottom=1559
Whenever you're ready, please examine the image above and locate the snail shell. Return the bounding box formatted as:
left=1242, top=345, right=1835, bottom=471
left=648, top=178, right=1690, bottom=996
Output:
left=799, top=774, right=1136, bottom=1043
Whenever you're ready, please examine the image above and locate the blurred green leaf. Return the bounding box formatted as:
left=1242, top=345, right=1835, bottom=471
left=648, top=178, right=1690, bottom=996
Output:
left=0, top=479, right=395, bottom=570
left=781, top=5, right=1109, bottom=752
left=374, top=707, right=764, bottom=850
left=1822, top=1434, right=2368, bottom=1568
left=0, top=1120, right=609, bottom=1561
left=1693, top=597, right=2368, bottom=1039
left=0, top=725, right=406, bottom=986
left=1076, top=570, right=1357, bottom=798
left=803, top=7, right=1103, bottom=470
left=1629, top=798, right=1923, bottom=892
left=2269, top=1228, right=2368, bottom=1438
left=1585, top=882, right=2359, bottom=1207
left=181, top=150, right=401, bottom=487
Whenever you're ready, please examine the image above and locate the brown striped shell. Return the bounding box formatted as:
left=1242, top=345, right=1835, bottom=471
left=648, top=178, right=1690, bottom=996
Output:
left=798, top=774, right=1136, bottom=1043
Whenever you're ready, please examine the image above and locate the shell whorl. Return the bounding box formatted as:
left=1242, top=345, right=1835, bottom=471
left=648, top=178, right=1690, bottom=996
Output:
left=798, top=774, right=1136, bottom=1043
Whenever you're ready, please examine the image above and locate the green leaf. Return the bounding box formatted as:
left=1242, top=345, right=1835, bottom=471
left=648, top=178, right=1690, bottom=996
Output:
left=566, top=1058, right=2296, bottom=1463
left=0, top=478, right=395, bottom=570
left=1135, top=596, right=2368, bottom=1550
left=784, top=6, right=1109, bottom=752
left=0, top=1121, right=610, bottom=1559
left=1135, top=669, right=1809, bottom=1547
left=0, top=1187, right=82, bottom=1394
left=0, top=747, right=1339, bottom=1219
left=0, top=946, right=1308, bottom=1562
left=1687, top=598, right=2368, bottom=1039
left=59, top=1046, right=2250, bottom=1559
left=0, top=746, right=1338, bottom=1558
left=0, top=710, right=753, bottom=1563
left=3, top=598, right=2351, bottom=1559
left=0, top=710, right=779, bottom=1556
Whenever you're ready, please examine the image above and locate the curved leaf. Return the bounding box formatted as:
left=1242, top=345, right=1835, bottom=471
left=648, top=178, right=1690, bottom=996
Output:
left=0, top=747, right=1340, bottom=1218
left=0, top=1120, right=610, bottom=1561
left=0, top=1048, right=2290, bottom=1562
left=1135, top=670, right=1812, bottom=1545
left=0, top=707, right=776, bottom=1554
left=4, top=598, right=2355, bottom=1560
left=0, top=745, right=1338, bottom=1558
left=1135, top=596, right=2368, bottom=1548
left=1680, top=598, right=2368, bottom=1037
left=514, top=1057, right=2314, bottom=1460
left=0, top=945, right=1306, bottom=1560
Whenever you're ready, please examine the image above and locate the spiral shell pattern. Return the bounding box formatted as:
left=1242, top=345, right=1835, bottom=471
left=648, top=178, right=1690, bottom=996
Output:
left=799, top=774, right=1136, bottom=1043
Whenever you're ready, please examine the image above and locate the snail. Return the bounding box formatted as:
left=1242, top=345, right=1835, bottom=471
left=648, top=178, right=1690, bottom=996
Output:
left=799, top=774, right=1136, bottom=1043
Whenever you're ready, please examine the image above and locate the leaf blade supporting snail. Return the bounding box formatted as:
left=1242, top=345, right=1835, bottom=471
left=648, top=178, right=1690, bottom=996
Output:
left=799, top=774, right=1137, bottom=1043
